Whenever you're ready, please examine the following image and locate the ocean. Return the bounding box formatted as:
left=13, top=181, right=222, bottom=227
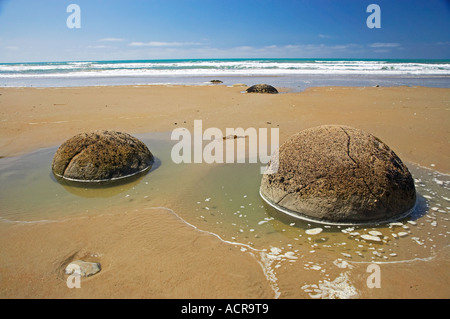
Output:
left=1, top=58, right=449, bottom=91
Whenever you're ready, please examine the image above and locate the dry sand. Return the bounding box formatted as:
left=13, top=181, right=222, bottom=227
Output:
left=0, top=85, right=449, bottom=299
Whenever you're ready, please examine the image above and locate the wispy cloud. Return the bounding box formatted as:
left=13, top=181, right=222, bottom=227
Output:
left=58, top=42, right=382, bottom=61
left=180, top=43, right=366, bottom=59
left=263, top=43, right=363, bottom=53
left=369, top=42, right=400, bottom=48
left=87, top=45, right=109, bottom=49
left=129, top=41, right=202, bottom=47
left=99, top=38, right=126, bottom=42
left=318, top=34, right=332, bottom=39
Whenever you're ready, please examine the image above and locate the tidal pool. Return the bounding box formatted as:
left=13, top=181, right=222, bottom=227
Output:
left=0, top=132, right=448, bottom=266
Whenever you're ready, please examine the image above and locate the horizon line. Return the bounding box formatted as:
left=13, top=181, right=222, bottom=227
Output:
left=2, top=57, right=450, bottom=64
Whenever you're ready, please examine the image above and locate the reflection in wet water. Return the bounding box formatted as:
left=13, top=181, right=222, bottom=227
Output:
left=176, top=154, right=450, bottom=264
left=53, top=156, right=161, bottom=198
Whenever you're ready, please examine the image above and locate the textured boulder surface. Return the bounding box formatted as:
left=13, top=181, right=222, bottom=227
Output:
left=246, top=84, right=279, bottom=94
left=52, top=130, right=153, bottom=182
left=260, top=125, right=416, bottom=224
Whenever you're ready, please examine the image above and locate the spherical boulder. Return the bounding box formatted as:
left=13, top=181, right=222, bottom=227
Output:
left=260, top=125, right=416, bottom=225
left=52, top=130, right=153, bottom=182
left=246, top=84, right=278, bottom=94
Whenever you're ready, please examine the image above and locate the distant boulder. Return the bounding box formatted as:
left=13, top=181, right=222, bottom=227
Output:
left=246, top=84, right=278, bottom=94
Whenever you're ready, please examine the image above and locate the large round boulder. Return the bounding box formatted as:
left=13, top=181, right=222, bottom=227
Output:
left=52, top=130, right=153, bottom=182
left=260, top=125, right=416, bottom=225
left=246, top=84, right=278, bottom=94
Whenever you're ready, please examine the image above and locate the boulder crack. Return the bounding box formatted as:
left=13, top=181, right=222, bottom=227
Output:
left=340, top=126, right=387, bottom=209
left=61, top=140, right=97, bottom=176
left=275, top=179, right=319, bottom=205
left=340, top=126, right=358, bottom=167
left=62, top=149, right=84, bottom=177
left=276, top=191, right=294, bottom=205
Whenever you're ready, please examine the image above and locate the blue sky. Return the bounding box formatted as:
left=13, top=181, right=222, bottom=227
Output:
left=0, top=0, right=449, bottom=62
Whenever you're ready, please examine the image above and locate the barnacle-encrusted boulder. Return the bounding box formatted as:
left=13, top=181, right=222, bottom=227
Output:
left=260, top=125, right=416, bottom=224
left=52, top=130, right=153, bottom=182
left=246, top=84, right=278, bottom=94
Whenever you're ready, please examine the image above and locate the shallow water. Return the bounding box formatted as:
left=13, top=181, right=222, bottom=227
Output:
left=178, top=154, right=450, bottom=264
left=0, top=132, right=449, bottom=266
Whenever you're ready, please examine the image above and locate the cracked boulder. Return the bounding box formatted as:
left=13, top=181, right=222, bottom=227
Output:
left=52, top=130, right=153, bottom=182
left=260, top=125, right=416, bottom=224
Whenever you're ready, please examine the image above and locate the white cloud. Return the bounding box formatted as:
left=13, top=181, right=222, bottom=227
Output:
left=5, top=46, right=19, bottom=50
left=284, top=44, right=301, bottom=50
left=22, top=42, right=372, bottom=62
left=87, top=45, right=109, bottom=49
left=253, top=43, right=363, bottom=55
left=99, top=38, right=126, bottom=42
left=369, top=42, right=400, bottom=48
left=128, top=41, right=202, bottom=47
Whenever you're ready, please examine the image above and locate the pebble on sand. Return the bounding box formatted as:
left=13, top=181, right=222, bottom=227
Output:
left=368, top=230, right=383, bottom=237
left=306, top=228, right=323, bottom=235
left=361, top=234, right=382, bottom=242
left=65, top=260, right=101, bottom=277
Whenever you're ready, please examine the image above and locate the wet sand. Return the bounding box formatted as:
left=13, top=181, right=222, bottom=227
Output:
left=1, top=85, right=448, bottom=172
left=0, top=85, right=449, bottom=299
left=0, top=208, right=274, bottom=298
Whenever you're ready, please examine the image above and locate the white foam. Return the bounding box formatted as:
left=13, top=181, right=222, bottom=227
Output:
left=0, top=216, right=56, bottom=224
left=2, top=60, right=449, bottom=79
left=144, top=206, right=281, bottom=299
left=301, top=272, right=358, bottom=299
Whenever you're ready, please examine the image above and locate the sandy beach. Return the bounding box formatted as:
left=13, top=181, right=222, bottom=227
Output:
left=0, top=84, right=449, bottom=299
left=1, top=85, right=449, bottom=172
